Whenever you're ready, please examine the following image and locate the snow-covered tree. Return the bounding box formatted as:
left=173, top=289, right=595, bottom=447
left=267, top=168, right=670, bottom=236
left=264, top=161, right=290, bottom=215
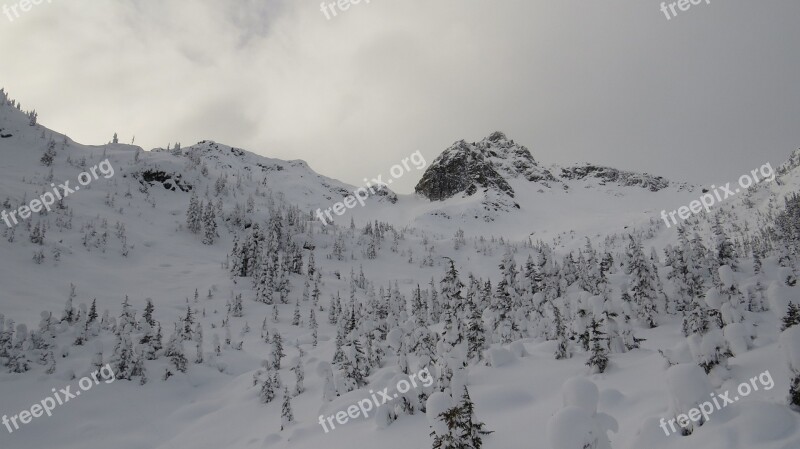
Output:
left=430, top=386, right=491, bottom=449
left=281, top=387, right=295, bottom=430
left=202, top=201, right=217, bottom=245
left=164, top=329, right=188, bottom=374
left=186, top=192, right=203, bottom=234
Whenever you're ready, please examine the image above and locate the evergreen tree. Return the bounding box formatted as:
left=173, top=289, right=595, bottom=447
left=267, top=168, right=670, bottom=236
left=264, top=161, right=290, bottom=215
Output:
left=186, top=192, right=202, bottom=234
left=682, top=298, right=710, bottom=337
left=586, top=317, right=609, bottom=374
left=340, top=339, right=369, bottom=391
left=40, top=139, right=56, bottom=166
left=110, top=332, right=134, bottom=380
left=131, top=348, right=148, bottom=385
left=164, top=329, right=188, bottom=374
left=789, top=369, right=800, bottom=411
left=194, top=323, right=204, bottom=364
left=713, top=217, right=737, bottom=271
left=281, top=387, right=295, bottom=430
left=44, top=350, right=56, bottom=375
left=87, top=298, right=98, bottom=324
left=181, top=306, right=194, bottom=341
left=259, top=368, right=276, bottom=403
left=62, top=283, right=76, bottom=324
left=440, top=260, right=466, bottom=349
left=202, top=201, right=217, bottom=245
left=143, top=298, right=156, bottom=328
left=626, top=236, right=658, bottom=328
left=272, top=333, right=285, bottom=369
left=552, top=303, right=571, bottom=360
left=782, top=303, right=800, bottom=331
left=466, top=298, right=487, bottom=363
left=431, top=386, right=491, bottom=449
left=306, top=251, right=316, bottom=280
left=292, top=300, right=301, bottom=326
left=292, top=357, right=305, bottom=395
left=310, top=308, right=318, bottom=347
left=412, top=284, right=427, bottom=328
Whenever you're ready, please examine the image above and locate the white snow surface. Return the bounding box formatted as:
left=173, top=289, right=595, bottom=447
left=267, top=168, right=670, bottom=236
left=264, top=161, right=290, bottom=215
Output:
left=0, top=98, right=799, bottom=449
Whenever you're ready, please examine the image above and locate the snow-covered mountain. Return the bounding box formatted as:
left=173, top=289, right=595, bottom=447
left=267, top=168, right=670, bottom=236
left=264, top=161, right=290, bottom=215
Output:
left=414, top=130, right=678, bottom=206
left=2, top=90, right=800, bottom=449
left=410, top=131, right=696, bottom=242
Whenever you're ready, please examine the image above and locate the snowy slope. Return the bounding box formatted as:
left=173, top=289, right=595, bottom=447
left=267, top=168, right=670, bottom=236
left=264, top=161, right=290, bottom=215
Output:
left=1, top=91, right=800, bottom=449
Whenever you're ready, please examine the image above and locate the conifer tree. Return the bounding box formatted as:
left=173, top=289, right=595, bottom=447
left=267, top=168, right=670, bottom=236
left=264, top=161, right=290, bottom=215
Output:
left=110, top=332, right=134, bottom=380
left=202, top=201, right=217, bottom=245
left=306, top=251, right=315, bottom=280
left=412, top=284, right=427, bottom=328
left=62, top=283, right=76, bottom=324
left=310, top=309, right=318, bottom=347
left=272, top=333, right=285, bottom=369
left=281, top=387, right=295, bottom=431
left=88, top=298, right=99, bottom=325
left=259, top=368, right=276, bottom=403
left=131, top=348, right=148, bottom=385
left=231, top=293, right=244, bottom=317
left=292, top=357, right=305, bottom=395
left=181, top=306, right=194, bottom=341
left=586, top=317, right=609, bottom=374
left=44, top=350, right=56, bottom=375
left=292, top=300, right=301, bottom=326
left=431, top=386, right=491, bottom=449
left=782, top=303, right=800, bottom=331
left=186, top=192, right=202, bottom=234
left=466, top=298, right=486, bottom=363
left=713, top=217, right=737, bottom=271
left=194, top=323, right=204, bottom=364
left=552, top=303, right=571, bottom=360
left=626, top=236, right=658, bottom=328
left=143, top=298, right=155, bottom=328
left=164, top=329, right=188, bottom=373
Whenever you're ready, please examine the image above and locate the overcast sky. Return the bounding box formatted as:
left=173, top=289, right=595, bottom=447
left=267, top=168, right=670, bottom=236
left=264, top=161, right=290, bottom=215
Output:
left=1, top=0, right=799, bottom=193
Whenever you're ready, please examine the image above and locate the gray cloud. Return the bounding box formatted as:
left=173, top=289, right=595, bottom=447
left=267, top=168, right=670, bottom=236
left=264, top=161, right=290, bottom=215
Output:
left=1, top=0, right=799, bottom=193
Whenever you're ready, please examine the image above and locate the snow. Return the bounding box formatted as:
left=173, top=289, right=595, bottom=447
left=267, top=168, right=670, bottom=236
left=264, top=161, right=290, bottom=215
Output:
left=562, top=377, right=599, bottom=413
left=0, top=96, right=799, bottom=449
left=548, top=406, right=596, bottom=449
left=666, top=363, right=714, bottom=414
left=487, top=347, right=515, bottom=367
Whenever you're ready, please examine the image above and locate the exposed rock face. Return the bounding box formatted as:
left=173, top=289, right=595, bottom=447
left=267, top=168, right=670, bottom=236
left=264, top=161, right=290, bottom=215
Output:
left=415, top=132, right=676, bottom=207
left=132, top=170, right=192, bottom=192
left=559, top=164, right=670, bottom=192
left=414, top=132, right=556, bottom=202
left=415, top=139, right=514, bottom=201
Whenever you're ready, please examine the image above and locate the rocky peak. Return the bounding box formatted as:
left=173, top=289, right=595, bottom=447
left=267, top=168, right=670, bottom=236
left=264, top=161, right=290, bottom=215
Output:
left=414, top=138, right=515, bottom=201
left=414, top=132, right=556, bottom=202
